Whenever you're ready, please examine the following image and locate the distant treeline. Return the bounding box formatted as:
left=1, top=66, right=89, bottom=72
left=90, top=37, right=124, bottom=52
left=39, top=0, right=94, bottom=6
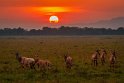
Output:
left=0, top=26, right=124, bottom=35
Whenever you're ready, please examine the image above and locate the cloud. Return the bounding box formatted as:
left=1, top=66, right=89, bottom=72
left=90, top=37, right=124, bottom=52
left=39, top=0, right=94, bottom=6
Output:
left=1, top=0, right=124, bottom=13
left=0, top=0, right=84, bottom=7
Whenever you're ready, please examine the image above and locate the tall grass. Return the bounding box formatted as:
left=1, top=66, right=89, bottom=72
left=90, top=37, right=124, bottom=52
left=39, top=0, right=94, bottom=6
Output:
left=0, top=36, right=124, bottom=83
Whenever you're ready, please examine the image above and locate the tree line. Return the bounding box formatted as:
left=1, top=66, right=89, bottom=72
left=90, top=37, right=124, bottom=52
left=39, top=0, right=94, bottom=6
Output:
left=0, top=26, right=124, bottom=35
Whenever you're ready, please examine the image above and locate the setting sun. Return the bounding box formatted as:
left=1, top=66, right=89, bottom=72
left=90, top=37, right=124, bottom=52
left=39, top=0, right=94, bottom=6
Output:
left=49, top=16, right=59, bottom=23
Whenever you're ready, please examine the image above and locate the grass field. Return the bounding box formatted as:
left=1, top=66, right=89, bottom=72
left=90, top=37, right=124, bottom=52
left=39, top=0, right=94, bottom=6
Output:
left=0, top=36, right=124, bottom=83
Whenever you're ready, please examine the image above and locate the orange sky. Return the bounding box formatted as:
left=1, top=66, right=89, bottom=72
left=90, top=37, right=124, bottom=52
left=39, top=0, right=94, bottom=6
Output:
left=0, top=0, right=124, bottom=28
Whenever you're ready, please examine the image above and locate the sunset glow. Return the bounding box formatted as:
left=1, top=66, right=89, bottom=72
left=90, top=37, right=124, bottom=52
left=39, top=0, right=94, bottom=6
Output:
left=37, top=7, right=72, bottom=13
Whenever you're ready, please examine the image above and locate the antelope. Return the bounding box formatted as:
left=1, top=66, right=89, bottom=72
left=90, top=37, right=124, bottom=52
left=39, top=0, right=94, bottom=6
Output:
left=15, top=52, right=35, bottom=69
left=91, top=50, right=100, bottom=66
left=64, top=54, right=73, bottom=69
left=35, top=56, right=52, bottom=71
left=109, top=50, right=116, bottom=68
left=100, top=49, right=107, bottom=65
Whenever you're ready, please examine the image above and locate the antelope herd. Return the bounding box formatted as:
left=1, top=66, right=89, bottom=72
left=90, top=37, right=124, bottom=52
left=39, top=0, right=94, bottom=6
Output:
left=91, top=49, right=117, bottom=68
left=15, top=48, right=117, bottom=71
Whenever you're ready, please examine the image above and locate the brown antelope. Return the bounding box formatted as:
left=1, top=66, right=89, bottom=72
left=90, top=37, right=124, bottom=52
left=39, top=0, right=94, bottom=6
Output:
left=109, top=50, right=116, bottom=68
left=15, top=52, right=35, bottom=69
left=100, top=49, right=107, bottom=65
left=35, top=56, right=52, bottom=71
left=64, top=54, right=73, bottom=69
left=91, top=50, right=100, bottom=66
left=35, top=59, right=46, bottom=70
left=45, top=60, right=52, bottom=69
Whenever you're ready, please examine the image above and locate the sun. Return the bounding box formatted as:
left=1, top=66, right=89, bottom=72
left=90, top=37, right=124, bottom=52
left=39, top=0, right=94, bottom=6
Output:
left=49, top=16, right=59, bottom=23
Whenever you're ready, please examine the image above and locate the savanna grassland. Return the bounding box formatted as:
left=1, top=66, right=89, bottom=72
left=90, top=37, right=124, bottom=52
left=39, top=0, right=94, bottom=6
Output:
left=0, top=36, right=124, bottom=83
